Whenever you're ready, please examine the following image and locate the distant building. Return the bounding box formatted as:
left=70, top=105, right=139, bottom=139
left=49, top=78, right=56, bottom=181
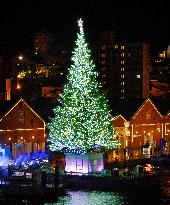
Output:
left=98, top=32, right=151, bottom=100
left=97, top=32, right=116, bottom=99
left=167, top=45, right=170, bottom=59
left=34, top=32, right=53, bottom=56
left=6, top=32, right=70, bottom=101
left=149, top=46, right=170, bottom=98
left=34, top=32, right=69, bottom=66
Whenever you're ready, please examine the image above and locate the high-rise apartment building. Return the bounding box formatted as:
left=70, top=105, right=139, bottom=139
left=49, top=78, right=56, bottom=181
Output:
left=34, top=32, right=53, bottom=56
left=98, top=32, right=150, bottom=100
left=123, top=42, right=150, bottom=99
left=98, top=32, right=116, bottom=99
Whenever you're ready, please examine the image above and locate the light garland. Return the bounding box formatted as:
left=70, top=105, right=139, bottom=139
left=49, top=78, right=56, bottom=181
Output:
left=47, top=18, right=119, bottom=151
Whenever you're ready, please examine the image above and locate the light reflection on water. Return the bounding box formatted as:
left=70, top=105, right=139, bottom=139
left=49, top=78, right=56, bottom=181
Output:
left=44, top=190, right=126, bottom=205
left=2, top=188, right=170, bottom=205
left=44, top=188, right=168, bottom=205
left=2, top=172, right=170, bottom=205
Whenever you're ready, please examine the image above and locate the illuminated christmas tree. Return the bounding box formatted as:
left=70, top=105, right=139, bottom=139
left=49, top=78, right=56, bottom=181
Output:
left=47, top=19, right=119, bottom=153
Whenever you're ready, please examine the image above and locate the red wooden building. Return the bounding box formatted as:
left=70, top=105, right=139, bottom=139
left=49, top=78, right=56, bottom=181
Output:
left=164, top=110, right=170, bottom=155
left=0, top=98, right=46, bottom=159
left=130, top=98, right=164, bottom=158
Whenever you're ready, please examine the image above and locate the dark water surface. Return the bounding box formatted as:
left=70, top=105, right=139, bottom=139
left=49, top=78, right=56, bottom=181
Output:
left=2, top=172, right=170, bottom=205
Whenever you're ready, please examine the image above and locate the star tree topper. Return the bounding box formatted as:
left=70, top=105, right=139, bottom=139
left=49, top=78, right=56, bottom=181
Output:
left=78, top=18, right=83, bottom=31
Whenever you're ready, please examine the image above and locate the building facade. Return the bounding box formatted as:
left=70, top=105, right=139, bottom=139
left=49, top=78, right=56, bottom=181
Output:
left=0, top=98, right=46, bottom=159
left=98, top=32, right=151, bottom=100
left=130, top=98, right=164, bottom=158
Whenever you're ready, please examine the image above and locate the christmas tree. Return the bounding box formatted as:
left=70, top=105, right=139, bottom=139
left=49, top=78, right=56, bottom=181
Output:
left=47, top=18, right=119, bottom=152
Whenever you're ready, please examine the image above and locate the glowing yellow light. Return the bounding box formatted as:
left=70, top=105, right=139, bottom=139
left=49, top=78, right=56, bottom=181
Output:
left=18, top=55, right=24, bottom=61
left=17, top=83, right=21, bottom=89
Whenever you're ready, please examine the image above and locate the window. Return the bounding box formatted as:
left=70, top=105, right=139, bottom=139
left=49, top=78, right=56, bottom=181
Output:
left=136, top=75, right=141, bottom=78
left=121, top=89, right=124, bottom=93
left=101, top=67, right=106, bottom=71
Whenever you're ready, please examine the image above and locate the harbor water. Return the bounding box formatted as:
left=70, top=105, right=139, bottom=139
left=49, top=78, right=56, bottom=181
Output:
left=1, top=169, right=170, bottom=205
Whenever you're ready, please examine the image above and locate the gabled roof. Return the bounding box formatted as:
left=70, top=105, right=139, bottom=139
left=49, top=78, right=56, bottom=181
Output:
left=131, top=98, right=163, bottom=120
left=151, top=97, right=170, bottom=116
left=164, top=110, right=170, bottom=120
left=0, top=97, right=56, bottom=123
left=113, top=114, right=127, bottom=122
left=110, top=97, right=170, bottom=120
left=113, top=114, right=128, bottom=127
left=0, top=98, right=45, bottom=123
left=110, top=98, right=144, bottom=120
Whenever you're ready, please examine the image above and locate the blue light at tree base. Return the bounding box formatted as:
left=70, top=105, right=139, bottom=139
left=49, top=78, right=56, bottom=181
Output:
left=14, top=151, right=48, bottom=167
left=159, top=138, right=164, bottom=152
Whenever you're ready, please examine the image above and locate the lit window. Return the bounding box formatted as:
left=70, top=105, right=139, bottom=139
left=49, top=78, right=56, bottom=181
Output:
left=136, top=75, right=140, bottom=78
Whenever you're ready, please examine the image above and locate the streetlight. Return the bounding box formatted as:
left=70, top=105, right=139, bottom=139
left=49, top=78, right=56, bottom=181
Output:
left=18, top=55, right=24, bottom=61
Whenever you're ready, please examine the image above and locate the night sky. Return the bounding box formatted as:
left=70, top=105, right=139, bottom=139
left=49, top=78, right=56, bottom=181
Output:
left=0, top=0, right=170, bottom=57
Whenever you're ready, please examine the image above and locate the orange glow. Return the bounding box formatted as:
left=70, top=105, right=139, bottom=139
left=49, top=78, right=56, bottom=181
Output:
left=17, top=82, right=21, bottom=89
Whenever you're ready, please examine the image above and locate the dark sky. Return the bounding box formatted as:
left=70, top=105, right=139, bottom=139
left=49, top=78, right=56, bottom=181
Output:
left=0, top=0, right=170, bottom=57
